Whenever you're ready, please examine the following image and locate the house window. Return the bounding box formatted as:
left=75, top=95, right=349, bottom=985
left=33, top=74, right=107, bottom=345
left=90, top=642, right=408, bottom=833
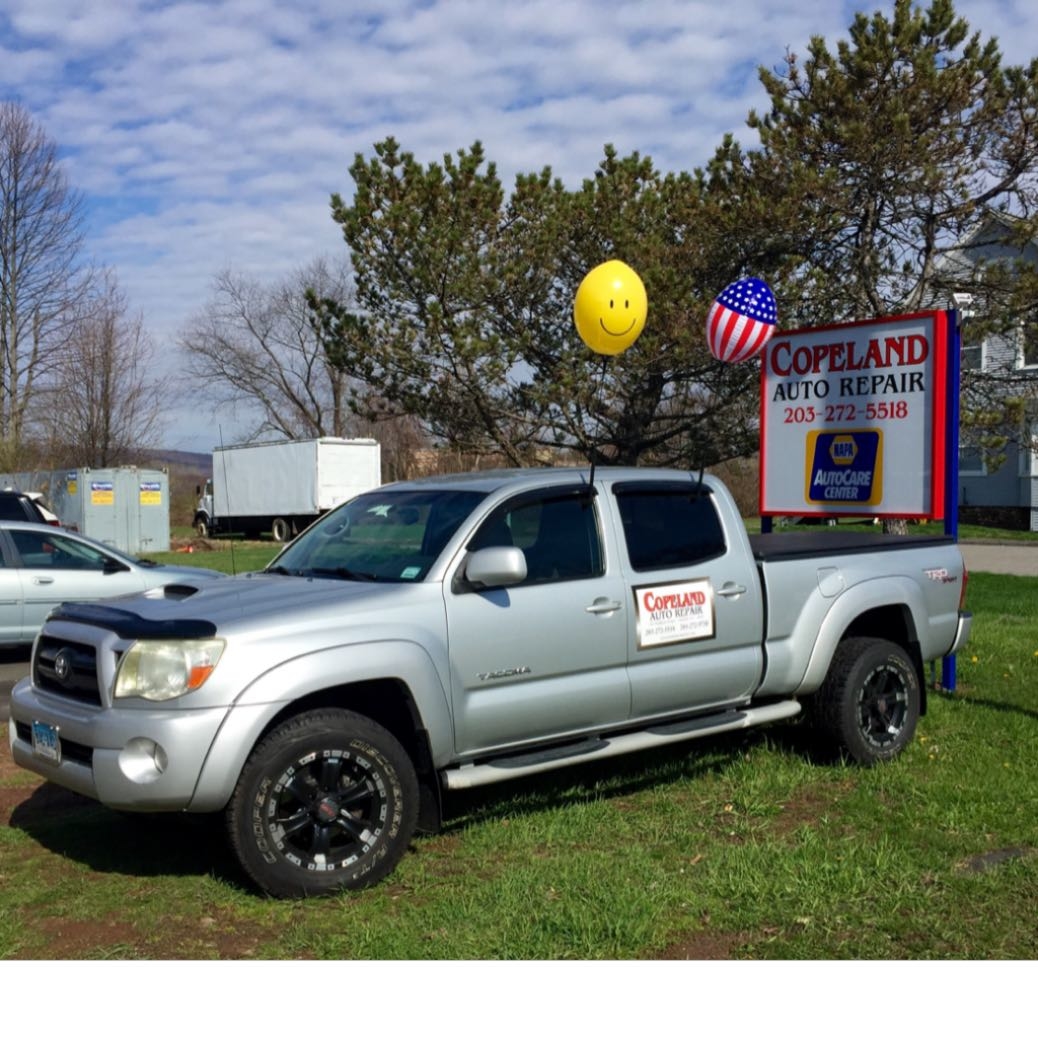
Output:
left=961, top=324, right=984, bottom=371
left=1021, top=320, right=1038, bottom=369
left=959, top=444, right=986, bottom=476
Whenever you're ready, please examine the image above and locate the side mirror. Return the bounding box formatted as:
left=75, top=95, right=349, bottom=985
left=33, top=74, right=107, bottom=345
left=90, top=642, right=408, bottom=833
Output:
left=463, top=546, right=527, bottom=589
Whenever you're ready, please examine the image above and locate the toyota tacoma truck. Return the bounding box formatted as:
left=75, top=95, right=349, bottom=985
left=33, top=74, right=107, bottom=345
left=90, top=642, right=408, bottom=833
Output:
left=8, top=467, right=971, bottom=898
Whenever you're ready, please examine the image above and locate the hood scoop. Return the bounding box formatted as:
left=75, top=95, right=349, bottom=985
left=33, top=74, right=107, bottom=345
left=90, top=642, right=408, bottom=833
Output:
left=153, top=583, right=203, bottom=601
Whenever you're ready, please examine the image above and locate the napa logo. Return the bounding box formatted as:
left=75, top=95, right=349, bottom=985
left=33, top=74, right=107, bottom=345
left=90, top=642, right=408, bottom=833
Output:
left=805, top=429, right=883, bottom=506
left=829, top=435, right=858, bottom=466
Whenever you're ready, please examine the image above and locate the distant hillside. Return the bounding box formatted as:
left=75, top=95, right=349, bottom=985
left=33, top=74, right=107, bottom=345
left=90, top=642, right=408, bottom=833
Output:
left=141, top=449, right=211, bottom=473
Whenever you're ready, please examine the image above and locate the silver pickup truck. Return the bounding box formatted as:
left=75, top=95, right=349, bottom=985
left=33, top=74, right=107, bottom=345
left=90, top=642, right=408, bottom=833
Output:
left=8, top=467, right=971, bottom=897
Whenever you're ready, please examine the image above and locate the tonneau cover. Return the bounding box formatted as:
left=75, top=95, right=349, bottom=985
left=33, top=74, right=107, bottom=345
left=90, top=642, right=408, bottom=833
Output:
left=750, top=530, right=955, bottom=562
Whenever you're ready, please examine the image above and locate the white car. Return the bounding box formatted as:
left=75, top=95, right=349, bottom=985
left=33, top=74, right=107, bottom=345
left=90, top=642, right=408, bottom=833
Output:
left=0, top=521, right=223, bottom=646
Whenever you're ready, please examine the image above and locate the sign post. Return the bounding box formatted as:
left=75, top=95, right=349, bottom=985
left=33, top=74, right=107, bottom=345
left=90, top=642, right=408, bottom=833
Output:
left=942, top=309, right=963, bottom=691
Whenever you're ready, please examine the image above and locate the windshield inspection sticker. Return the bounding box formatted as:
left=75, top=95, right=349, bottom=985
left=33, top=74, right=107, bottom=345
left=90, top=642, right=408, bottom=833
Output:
left=634, top=578, right=715, bottom=649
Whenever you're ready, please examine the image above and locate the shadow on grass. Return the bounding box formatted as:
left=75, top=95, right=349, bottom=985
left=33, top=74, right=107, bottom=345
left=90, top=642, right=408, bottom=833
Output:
left=9, top=783, right=247, bottom=891
left=8, top=720, right=822, bottom=886
left=946, top=692, right=1038, bottom=724
left=440, top=718, right=820, bottom=831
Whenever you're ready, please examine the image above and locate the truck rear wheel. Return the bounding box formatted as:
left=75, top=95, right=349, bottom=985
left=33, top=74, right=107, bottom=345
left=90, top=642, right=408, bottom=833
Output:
left=811, top=637, right=920, bottom=765
left=271, top=517, right=291, bottom=542
left=227, top=709, right=418, bottom=898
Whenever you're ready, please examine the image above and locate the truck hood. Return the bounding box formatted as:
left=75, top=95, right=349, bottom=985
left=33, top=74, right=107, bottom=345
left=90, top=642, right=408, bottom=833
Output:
left=139, top=562, right=225, bottom=584
left=50, top=572, right=433, bottom=640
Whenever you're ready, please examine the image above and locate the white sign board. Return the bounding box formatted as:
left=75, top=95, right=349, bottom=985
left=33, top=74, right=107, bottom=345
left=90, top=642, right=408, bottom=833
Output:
left=760, top=310, right=949, bottom=519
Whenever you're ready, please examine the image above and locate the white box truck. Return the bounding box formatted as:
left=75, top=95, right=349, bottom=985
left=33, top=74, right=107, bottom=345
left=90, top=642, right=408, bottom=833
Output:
left=194, top=438, right=381, bottom=541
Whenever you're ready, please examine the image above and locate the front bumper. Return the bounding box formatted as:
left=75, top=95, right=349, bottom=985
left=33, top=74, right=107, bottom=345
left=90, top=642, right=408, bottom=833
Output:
left=8, top=676, right=231, bottom=810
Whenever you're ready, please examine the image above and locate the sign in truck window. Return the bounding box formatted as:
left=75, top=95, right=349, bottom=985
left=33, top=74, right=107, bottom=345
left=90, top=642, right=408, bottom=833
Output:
left=634, top=578, right=715, bottom=649
left=760, top=310, right=948, bottom=519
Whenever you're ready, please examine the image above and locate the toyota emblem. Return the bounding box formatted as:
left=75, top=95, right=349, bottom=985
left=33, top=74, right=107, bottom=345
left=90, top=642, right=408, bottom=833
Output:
left=53, top=648, right=74, bottom=684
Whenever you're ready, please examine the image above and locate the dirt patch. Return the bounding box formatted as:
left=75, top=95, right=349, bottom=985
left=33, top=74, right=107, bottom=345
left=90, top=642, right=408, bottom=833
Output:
left=0, top=777, right=79, bottom=824
left=0, top=771, right=284, bottom=957
left=169, top=535, right=271, bottom=553
left=32, top=916, right=144, bottom=959
left=26, top=903, right=285, bottom=960
left=770, top=778, right=857, bottom=837
left=169, top=536, right=219, bottom=553
left=654, top=929, right=752, bottom=960
left=0, top=743, right=45, bottom=824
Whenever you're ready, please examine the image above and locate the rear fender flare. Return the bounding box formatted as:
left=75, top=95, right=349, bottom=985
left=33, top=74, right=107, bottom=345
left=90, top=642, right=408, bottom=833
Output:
left=797, top=576, right=925, bottom=694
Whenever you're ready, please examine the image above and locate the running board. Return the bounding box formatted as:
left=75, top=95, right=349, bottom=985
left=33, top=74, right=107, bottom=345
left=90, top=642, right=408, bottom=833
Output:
left=443, top=700, right=802, bottom=791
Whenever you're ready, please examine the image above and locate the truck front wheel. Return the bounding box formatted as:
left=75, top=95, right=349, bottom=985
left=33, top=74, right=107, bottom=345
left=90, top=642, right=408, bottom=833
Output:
left=195, top=516, right=210, bottom=539
left=811, top=637, right=920, bottom=766
left=227, top=709, right=419, bottom=898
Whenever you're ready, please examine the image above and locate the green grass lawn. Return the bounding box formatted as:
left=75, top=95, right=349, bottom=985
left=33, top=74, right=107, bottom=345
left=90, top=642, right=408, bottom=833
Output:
left=1, top=570, right=1035, bottom=960
left=156, top=543, right=280, bottom=574
left=156, top=528, right=280, bottom=573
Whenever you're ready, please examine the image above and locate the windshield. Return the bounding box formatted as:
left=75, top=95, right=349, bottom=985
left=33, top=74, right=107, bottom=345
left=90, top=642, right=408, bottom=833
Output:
left=268, top=488, right=487, bottom=582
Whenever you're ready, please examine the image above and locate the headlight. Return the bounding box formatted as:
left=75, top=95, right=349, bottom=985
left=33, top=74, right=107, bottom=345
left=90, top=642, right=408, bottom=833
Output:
left=114, top=639, right=225, bottom=702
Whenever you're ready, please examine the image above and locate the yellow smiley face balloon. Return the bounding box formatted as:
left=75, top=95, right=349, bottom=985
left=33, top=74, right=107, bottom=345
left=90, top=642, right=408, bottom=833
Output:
left=573, top=260, right=648, bottom=355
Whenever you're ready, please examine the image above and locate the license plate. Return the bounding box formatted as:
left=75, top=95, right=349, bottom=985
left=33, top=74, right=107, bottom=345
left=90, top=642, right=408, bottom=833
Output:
left=31, top=720, right=61, bottom=764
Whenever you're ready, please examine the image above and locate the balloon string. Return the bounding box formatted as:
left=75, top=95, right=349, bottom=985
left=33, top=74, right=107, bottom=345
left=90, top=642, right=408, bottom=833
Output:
left=590, top=354, right=611, bottom=473
left=586, top=355, right=611, bottom=488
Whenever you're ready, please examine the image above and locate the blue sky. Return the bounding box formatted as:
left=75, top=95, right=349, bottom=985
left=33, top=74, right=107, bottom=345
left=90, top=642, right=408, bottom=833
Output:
left=1, top=0, right=1032, bottom=452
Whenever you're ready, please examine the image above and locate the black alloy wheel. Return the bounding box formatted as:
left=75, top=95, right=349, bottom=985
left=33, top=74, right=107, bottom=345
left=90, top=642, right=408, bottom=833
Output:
left=811, top=637, right=921, bottom=765
left=228, top=709, right=418, bottom=898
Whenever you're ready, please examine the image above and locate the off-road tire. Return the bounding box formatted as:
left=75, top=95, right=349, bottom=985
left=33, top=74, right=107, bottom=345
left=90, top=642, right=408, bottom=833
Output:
left=227, top=709, right=418, bottom=898
left=811, top=637, right=920, bottom=766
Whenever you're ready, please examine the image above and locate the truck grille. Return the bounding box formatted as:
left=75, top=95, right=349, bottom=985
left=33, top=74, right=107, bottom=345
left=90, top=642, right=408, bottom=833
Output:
left=34, top=636, right=102, bottom=707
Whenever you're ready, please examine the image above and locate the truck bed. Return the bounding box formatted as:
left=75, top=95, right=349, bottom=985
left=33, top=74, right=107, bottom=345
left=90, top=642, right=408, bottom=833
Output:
left=749, top=530, right=955, bottom=562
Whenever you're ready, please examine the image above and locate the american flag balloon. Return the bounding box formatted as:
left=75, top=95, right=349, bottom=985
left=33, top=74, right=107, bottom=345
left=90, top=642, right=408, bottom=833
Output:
left=706, top=277, right=777, bottom=363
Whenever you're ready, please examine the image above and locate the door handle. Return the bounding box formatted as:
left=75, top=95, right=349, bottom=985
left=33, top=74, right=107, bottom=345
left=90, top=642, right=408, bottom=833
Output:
left=33, top=576, right=55, bottom=585
left=586, top=598, right=622, bottom=615
left=717, top=583, right=746, bottom=598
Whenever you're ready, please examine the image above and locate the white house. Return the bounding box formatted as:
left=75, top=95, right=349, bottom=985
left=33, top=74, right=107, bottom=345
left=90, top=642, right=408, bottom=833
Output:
left=941, top=213, right=1038, bottom=532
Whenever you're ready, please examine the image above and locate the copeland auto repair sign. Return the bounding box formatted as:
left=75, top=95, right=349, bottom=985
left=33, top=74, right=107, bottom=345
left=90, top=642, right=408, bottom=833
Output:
left=760, top=310, right=949, bottom=519
left=634, top=579, right=715, bottom=649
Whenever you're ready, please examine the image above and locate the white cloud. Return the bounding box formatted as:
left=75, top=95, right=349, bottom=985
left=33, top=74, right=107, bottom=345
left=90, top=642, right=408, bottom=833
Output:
left=0, top=0, right=1032, bottom=451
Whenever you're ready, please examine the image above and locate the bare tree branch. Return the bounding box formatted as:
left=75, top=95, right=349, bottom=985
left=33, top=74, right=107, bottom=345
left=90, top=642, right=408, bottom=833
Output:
left=32, top=271, right=165, bottom=465
left=179, top=258, right=359, bottom=440
left=0, top=102, right=93, bottom=466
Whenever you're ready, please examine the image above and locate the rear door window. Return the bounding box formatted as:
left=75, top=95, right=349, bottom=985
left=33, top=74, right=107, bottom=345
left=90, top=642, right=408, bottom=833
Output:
left=613, top=484, right=726, bottom=571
